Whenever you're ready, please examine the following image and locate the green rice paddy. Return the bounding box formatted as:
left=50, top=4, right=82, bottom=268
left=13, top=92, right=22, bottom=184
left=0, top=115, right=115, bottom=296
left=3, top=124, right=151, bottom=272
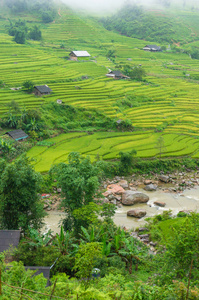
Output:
left=0, top=6, right=199, bottom=171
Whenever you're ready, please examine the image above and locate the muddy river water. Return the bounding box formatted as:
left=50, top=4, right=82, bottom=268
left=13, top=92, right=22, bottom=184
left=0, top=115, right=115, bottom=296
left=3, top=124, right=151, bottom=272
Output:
left=43, top=186, right=199, bottom=234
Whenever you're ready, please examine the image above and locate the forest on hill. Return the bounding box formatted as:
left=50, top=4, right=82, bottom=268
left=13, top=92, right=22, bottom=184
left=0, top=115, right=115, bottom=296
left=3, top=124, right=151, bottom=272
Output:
left=0, top=0, right=199, bottom=298
left=101, top=3, right=199, bottom=45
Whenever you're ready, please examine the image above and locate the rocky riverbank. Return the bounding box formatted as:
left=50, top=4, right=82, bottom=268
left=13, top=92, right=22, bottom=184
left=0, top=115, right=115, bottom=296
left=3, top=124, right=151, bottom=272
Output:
left=42, top=170, right=199, bottom=214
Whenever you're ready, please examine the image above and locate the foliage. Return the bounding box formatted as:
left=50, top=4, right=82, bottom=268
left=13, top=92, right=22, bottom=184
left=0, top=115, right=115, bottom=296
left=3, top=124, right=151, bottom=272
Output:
left=8, top=19, right=42, bottom=44
left=72, top=202, right=101, bottom=234
left=101, top=3, right=198, bottom=44
left=118, top=149, right=137, bottom=174
left=22, top=80, right=34, bottom=93
left=29, top=25, right=42, bottom=40
left=164, top=213, right=199, bottom=279
left=50, top=153, right=100, bottom=232
left=73, top=242, right=102, bottom=280
left=156, top=136, right=167, bottom=158
left=190, top=47, right=199, bottom=59
left=14, top=29, right=26, bottom=44
left=116, top=64, right=146, bottom=81
left=0, top=156, right=46, bottom=231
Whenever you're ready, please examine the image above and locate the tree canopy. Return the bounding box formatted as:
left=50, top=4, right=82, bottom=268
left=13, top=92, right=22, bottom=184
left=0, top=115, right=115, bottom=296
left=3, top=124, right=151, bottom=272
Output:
left=0, top=156, right=46, bottom=231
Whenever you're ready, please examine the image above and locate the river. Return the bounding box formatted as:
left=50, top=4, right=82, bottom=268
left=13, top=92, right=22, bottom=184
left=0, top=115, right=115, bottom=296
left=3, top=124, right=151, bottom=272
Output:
left=43, top=186, right=199, bottom=234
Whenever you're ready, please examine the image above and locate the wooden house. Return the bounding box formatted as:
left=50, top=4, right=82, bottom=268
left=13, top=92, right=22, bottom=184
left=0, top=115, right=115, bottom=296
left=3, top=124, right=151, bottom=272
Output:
left=69, top=51, right=91, bottom=61
left=5, top=129, right=28, bottom=141
left=143, top=45, right=161, bottom=52
left=0, top=230, right=21, bottom=252
left=34, top=85, right=52, bottom=96
left=106, top=70, right=129, bottom=80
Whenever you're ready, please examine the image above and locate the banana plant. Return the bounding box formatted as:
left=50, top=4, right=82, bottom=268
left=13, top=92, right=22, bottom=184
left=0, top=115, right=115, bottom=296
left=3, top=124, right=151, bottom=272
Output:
left=79, top=225, right=103, bottom=243
left=54, top=226, right=77, bottom=256
left=118, top=236, right=142, bottom=274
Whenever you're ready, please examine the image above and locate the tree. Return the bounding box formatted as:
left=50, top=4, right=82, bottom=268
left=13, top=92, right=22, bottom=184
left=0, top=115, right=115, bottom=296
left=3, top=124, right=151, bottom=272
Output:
left=42, top=11, right=54, bottom=23
left=14, top=29, right=26, bottom=44
left=156, top=136, right=166, bottom=159
left=50, top=152, right=100, bottom=232
left=73, top=242, right=102, bottom=280
left=129, top=66, right=146, bottom=81
left=165, top=213, right=199, bottom=279
left=116, top=64, right=146, bottom=81
left=118, top=149, right=137, bottom=174
left=0, top=156, right=46, bottom=231
left=23, top=80, right=34, bottom=93
left=29, top=25, right=42, bottom=41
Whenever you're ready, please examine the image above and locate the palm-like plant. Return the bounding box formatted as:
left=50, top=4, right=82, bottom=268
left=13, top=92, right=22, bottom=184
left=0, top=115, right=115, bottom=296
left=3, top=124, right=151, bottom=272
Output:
left=119, top=237, right=144, bottom=274
left=79, top=225, right=103, bottom=243
left=54, top=226, right=78, bottom=256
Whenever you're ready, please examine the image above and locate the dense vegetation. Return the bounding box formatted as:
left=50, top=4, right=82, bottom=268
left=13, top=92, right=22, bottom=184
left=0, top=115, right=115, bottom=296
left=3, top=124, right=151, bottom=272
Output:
left=101, top=4, right=199, bottom=44
left=0, top=1, right=198, bottom=298
left=0, top=154, right=199, bottom=299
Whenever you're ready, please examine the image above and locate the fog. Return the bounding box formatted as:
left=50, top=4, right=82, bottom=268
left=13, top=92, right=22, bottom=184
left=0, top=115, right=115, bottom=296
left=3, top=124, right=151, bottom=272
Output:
left=60, top=0, right=199, bottom=13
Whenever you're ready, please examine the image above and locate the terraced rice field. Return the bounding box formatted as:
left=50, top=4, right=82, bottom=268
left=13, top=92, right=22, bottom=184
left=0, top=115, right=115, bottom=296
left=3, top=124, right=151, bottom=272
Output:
left=1, top=7, right=199, bottom=170
left=27, top=131, right=199, bottom=173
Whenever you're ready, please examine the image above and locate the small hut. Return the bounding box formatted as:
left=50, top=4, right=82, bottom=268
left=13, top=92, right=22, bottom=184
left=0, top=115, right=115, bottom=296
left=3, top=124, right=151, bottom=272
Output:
left=106, top=70, right=129, bottom=80
left=5, top=129, right=28, bottom=141
left=69, top=51, right=91, bottom=61
left=0, top=230, right=21, bottom=253
left=34, top=85, right=52, bottom=96
left=143, top=45, right=161, bottom=52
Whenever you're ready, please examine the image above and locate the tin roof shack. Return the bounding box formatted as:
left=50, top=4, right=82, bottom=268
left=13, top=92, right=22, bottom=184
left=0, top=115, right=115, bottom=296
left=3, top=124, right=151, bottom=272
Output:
left=25, top=266, right=51, bottom=286
left=5, top=129, right=28, bottom=141
left=69, top=51, right=91, bottom=61
left=34, top=85, right=52, bottom=96
left=0, top=230, right=21, bottom=253
left=106, top=70, right=130, bottom=80
left=143, top=45, right=161, bottom=52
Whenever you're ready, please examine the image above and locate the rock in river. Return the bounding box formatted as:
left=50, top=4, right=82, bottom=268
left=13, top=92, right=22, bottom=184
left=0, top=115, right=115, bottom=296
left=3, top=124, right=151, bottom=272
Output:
left=144, top=184, right=157, bottom=191
left=154, top=201, right=166, bottom=207
left=127, top=209, right=147, bottom=218
left=159, top=175, right=170, bottom=183
left=122, top=190, right=149, bottom=205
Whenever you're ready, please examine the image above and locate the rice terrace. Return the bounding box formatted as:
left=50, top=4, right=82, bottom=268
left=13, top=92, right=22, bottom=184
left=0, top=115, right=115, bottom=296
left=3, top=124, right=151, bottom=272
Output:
left=0, top=0, right=199, bottom=172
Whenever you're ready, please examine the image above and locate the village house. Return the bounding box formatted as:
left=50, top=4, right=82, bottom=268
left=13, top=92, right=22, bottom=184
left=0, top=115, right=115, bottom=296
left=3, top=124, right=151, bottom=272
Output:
left=69, top=51, right=91, bottom=61
left=0, top=230, right=21, bottom=253
left=34, top=85, right=52, bottom=96
left=106, top=70, right=130, bottom=80
left=5, top=129, right=28, bottom=141
left=143, top=45, right=161, bottom=52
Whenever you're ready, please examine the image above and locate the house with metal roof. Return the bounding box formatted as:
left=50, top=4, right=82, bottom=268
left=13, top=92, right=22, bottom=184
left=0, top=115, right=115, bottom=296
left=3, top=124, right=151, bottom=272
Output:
left=69, top=51, right=91, bottom=60
left=5, top=129, right=28, bottom=141
left=34, top=85, right=52, bottom=96
left=0, top=230, right=21, bottom=253
left=106, top=70, right=130, bottom=79
left=143, top=45, right=161, bottom=52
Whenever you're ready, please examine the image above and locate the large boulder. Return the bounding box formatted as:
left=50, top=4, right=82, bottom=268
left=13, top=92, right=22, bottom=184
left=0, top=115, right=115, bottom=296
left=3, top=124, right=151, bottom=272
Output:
left=122, top=190, right=149, bottom=206
left=144, top=184, right=157, bottom=191
left=127, top=209, right=147, bottom=218
left=159, top=175, right=170, bottom=183
left=106, top=184, right=125, bottom=195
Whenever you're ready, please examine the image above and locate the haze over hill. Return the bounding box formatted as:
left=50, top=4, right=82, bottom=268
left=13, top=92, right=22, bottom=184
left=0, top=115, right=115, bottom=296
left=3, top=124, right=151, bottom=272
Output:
left=61, top=0, right=199, bottom=12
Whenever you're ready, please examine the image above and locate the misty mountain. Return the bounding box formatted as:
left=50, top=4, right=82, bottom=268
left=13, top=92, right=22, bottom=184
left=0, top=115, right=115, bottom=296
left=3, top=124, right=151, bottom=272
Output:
left=101, top=4, right=199, bottom=44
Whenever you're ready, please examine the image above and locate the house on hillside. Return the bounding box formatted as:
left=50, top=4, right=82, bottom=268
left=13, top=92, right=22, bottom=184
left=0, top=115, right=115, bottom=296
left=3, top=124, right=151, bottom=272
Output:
left=69, top=51, right=91, bottom=60
left=0, top=230, right=21, bottom=253
left=34, top=85, right=52, bottom=96
left=143, top=45, right=161, bottom=52
left=5, top=129, right=28, bottom=141
left=106, top=70, right=130, bottom=80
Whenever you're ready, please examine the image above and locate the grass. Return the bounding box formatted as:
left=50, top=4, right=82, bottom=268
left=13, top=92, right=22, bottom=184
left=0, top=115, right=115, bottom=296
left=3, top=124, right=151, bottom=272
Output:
left=0, top=5, right=199, bottom=170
